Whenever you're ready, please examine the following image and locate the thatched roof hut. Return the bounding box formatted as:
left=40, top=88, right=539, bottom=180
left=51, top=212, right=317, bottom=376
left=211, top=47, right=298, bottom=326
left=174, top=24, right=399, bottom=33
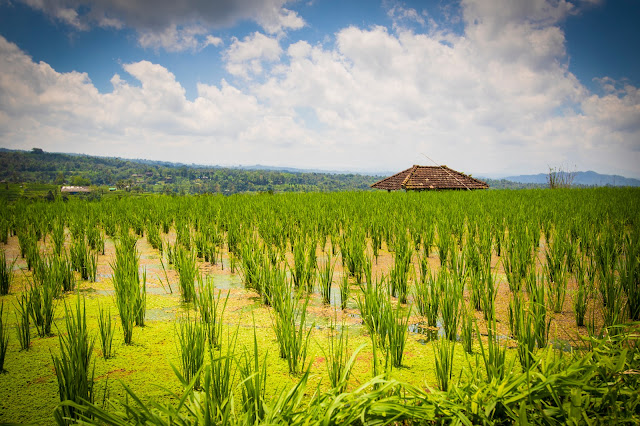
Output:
left=371, top=165, right=488, bottom=191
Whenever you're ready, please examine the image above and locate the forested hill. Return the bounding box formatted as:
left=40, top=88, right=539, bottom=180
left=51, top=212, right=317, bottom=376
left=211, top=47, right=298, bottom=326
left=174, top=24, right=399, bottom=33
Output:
left=0, top=149, right=380, bottom=194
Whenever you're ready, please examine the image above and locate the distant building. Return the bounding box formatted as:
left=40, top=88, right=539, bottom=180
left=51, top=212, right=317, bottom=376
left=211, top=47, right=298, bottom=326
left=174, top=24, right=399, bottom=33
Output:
left=61, top=186, right=91, bottom=194
left=371, top=165, right=489, bottom=191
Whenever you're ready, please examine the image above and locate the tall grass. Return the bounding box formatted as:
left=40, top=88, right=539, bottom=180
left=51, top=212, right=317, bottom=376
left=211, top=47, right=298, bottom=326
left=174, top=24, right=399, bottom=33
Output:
left=52, top=295, right=95, bottom=425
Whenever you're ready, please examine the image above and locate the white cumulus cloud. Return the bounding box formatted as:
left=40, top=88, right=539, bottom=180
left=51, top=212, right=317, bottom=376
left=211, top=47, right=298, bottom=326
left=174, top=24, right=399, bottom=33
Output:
left=1, top=0, right=639, bottom=177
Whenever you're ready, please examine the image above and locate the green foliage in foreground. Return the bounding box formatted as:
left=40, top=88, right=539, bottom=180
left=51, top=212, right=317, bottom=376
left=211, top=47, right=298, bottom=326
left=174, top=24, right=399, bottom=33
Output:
left=60, top=329, right=640, bottom=425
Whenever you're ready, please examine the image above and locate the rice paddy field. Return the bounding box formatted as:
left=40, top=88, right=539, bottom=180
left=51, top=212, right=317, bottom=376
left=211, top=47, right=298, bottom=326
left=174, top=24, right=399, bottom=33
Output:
left=0, top=188, right=639, bottom=424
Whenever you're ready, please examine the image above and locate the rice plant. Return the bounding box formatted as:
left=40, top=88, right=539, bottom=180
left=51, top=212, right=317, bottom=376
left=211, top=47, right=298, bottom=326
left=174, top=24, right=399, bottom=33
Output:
left=70, top=237, right=93, bottom=281
left=322, top=313, right=360, bottom=392
left=175, top=315, right=206, bottom=389
left=340, top=231, right=366, bottom=284
left=14, top=293, right=30, bottom=350
left=0, top=218, right=9, bottom=245
left=111, top=237, right=144, bottom=344
left=97, top=304, right=115, bottom=359
left=356, top=276, right=389, bottom=348
left=544, top=228, right=566, bottom=284
left=86, top=226, right=104, bottom=255
left=414, top=265, right=439, bottom=327
left=460, top=303, right=474, bottom=354
left=202, top=327, right=238, bottom=422
left=468, top=268, right=483, bottom=312
left=52, top=254, right=76, bottom=293
left=318, top=253, right=334, bottom=305
left=272, top=287, right=313, bottom=375
left=619, top=233, right=640, bottom=320
left=174, top=246, right=197, bottom=304
left=546, top=266, right=567, bottom=313
left=528, top=272, right=550, bottom=348
left=339, top=271, right=350, bottom=310
left=385, top=301, right=411, bottom=367
left=52, top=295, right=95, bottom=425
left=573, top=257, right=591, bottom=327
left=390, top=233, right=412, bottom=304
left=601, top=276, right=625, bottom=335
left=195, top=274, right=228, bottom=348
left=433, top=337, right=455, bottom=391
left=477, top=319, right=508, bottom=382
left=0, top=248, right=15, bottom=295
left=238, top=325, right=267, bottom=424
left=133, top=270, right=147, bottom=327
left=515, top=308, right=537, bottom=370
left=0, top=302, right=9, bottom=372
left=508, top=291, right=524, bottom=339
left=479, top=265, right=497, bottom=321
left=27, top=276, right=56, bottom=337
left=503, top=229, right=533, bottom=292
left=436, top=220, right=451, bottom=267
left=291, top=237, right=315, bottom=292
left=239, top=242, right=260, bottom=290
left=440, top=269, right=461, bottom=341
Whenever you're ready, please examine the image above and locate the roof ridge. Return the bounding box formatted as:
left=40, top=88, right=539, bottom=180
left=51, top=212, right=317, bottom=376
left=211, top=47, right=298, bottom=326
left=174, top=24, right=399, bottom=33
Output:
left=401, top=165, right=418, bottom=189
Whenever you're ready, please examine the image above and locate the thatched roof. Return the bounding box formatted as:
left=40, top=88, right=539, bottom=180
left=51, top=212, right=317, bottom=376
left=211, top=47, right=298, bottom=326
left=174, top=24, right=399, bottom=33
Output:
left=371, top=165, right=488, bottom=191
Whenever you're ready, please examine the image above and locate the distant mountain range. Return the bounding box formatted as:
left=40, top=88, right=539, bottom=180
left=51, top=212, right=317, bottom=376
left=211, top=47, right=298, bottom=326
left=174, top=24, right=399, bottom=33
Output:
left=501, top=171, right=640, bottom=187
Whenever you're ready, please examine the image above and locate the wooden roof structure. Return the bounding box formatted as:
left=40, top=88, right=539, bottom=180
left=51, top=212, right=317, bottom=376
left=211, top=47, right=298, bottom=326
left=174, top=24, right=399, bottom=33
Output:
left=371, top=165, right=488, bottom=191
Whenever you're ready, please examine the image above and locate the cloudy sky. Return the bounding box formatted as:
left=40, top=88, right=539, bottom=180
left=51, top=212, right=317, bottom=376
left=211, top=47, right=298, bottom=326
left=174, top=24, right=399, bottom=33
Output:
left=0, top=0, right=639, bottom=177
